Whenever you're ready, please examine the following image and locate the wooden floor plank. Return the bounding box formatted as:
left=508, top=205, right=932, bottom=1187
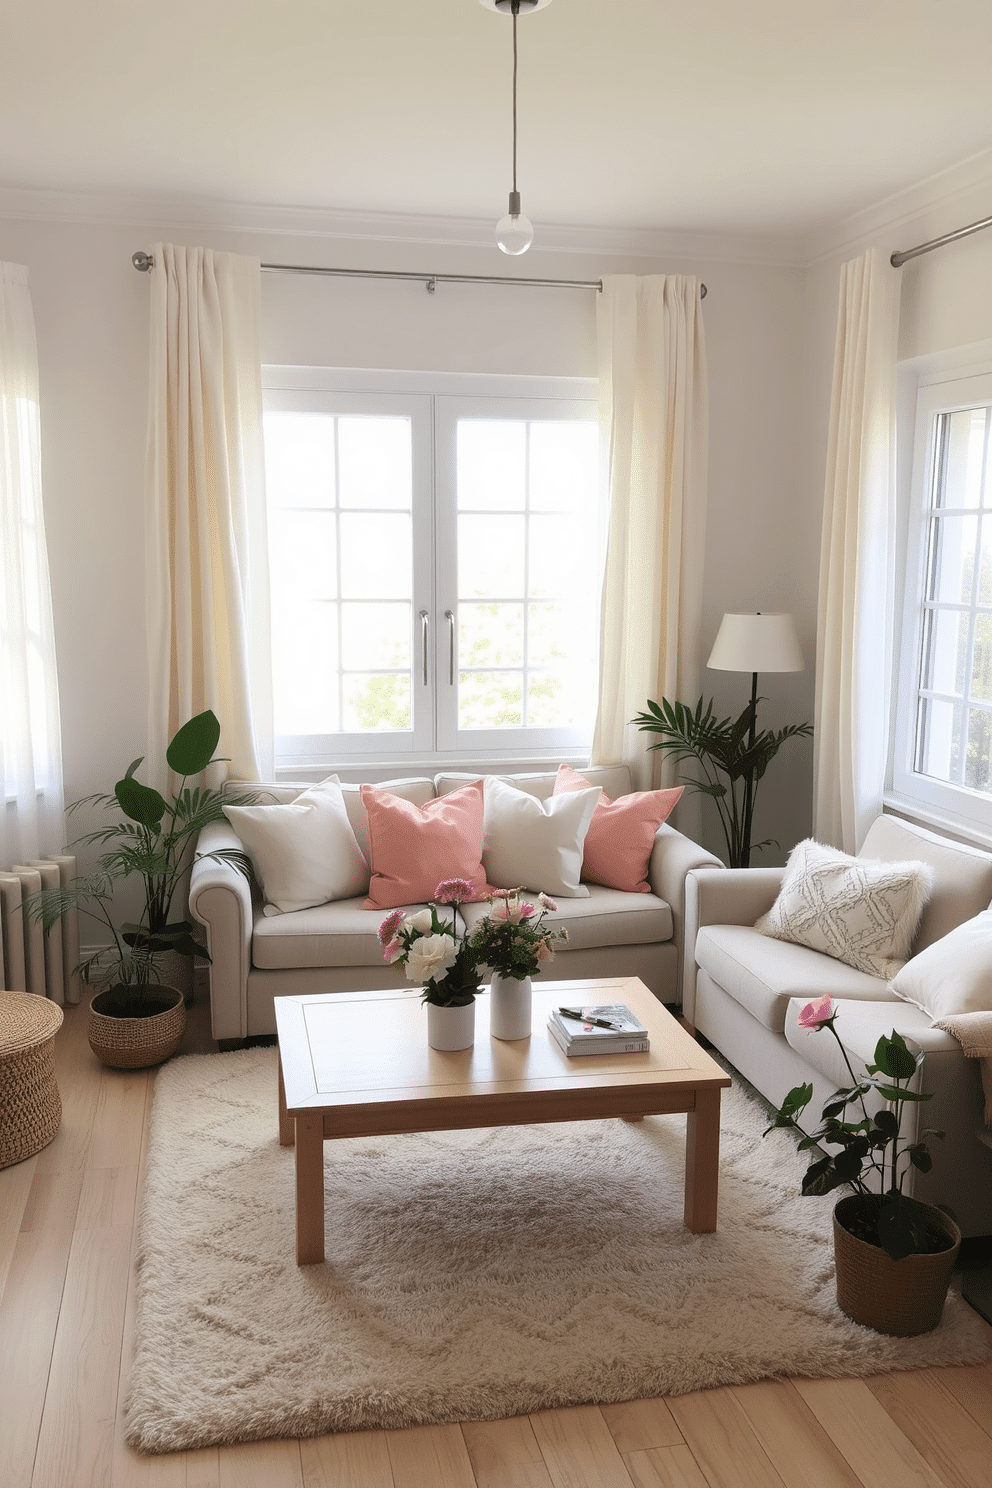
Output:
left=865, top=1368, right=992, bottom=1488
left=300, top=1430, right=395, bottom=1488
left=216, top=1438, right=305, bottom=1487
left=791, top=1377, right=948, bottom=1488
left=461, top=1415, right=555, bottom=1486
left=731, top=1378, right=864, bottom=1488
left=0, top=1154, right=37, bottom=1300
left=528, top=1405, right=636, bottom=1487
left=623, top=1445, right=711, bottom=1488
left=665, top=1386, right=788, bottom=1488
left=386, top=1422, right=478, bottom=1488
left=89, top=1066, right=149, bottom=1171
left=932, top=1362, right=992, bottom=1437
left=599, top=1398, right=684, bottom=1455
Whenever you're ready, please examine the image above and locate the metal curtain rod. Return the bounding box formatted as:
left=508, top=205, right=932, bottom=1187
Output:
left=890, top=210, right=992, bottom=268
left=130, top=250, right=707, bottom=297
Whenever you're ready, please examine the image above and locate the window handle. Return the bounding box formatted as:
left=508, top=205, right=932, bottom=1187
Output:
left=445, top=609, right=455, bottom=685
left=420, top=610, right=429, bottom=686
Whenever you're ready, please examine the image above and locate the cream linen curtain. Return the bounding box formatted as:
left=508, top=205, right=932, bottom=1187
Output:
left=145, top=243, right=271, bottom=789
left=0, top=261, right=65, bottom=865
left=814, top=247, right=901, bottom=853
left=591, top=275, right=708, bottom=798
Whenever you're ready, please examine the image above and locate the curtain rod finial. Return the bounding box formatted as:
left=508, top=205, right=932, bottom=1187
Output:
left=132, top=251, right=154, bottom=273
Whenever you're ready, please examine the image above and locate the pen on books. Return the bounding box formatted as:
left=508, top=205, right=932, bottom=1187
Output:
left=559, top=1007, right=620, bottom=1030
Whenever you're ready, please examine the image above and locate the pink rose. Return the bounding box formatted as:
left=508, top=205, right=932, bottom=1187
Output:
left=519, top=902, right=536, bottom=919
left=798, top=995, right=835, bottom=1029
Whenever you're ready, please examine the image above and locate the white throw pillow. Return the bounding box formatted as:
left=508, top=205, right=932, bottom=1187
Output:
left=891, top=909, right=992, bottom=1018
left=223, top=777, right=369, bottom=915
left=755, top=838, right=934, bottom=980
left=482, top=776, right=599, bottom=898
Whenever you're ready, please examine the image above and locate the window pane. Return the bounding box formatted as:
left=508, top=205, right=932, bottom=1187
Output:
left=927, top=515, right=979, bottom=604
left=339, top=513, right=412, bottom=599
left=341, top=602, right=410, bottom=670
left=338, top=416, right=411, bottom=510
left=527, top=671, right=571, bottom=727
left=529, top=515, right=582, bottom=598
left=457, top=421, right=526, bottom=511
left=527, top=603, right=568, bottom=666
left=920, top=606, right=968, bottom=698
left=458, top=671, right=523, bottom=729
left=980, top=519, right=992, bottom=603
left=972, top=611, right=992, bottom=702
left=458, top=514, right=526, bottom=597
left=916, top=696, right=963, bottom=783
left=938, top=408, right=988, bottom=510
left=529, top=421, right=598, bottom=512
left=264, top=412, right=335, bottom=510
left=343, top=674, right=411, bottom=731
left=459, top=603, right=523, bottom=668
left=272, top=602, right=338, bottom=733
left=965, top=707, right=992, bottom=792
left=271, top=511, right=337, bottom=599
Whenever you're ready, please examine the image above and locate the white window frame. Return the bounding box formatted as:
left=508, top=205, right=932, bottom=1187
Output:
left=889, top=357, right=992, bottom=843
left=262, top=366, right=600, bottom=777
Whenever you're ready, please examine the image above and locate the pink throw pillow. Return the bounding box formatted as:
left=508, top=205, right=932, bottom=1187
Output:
left=552, top=764, right=683, bottom=894
left=361, top=780, right=492, bottom=910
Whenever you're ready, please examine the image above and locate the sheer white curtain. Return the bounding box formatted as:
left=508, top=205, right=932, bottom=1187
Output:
left=590, top=275, right=708, bottom=800
left=814, top=247, right=901, bottom=853
left=145, top=243, right=271, bottom=790
left=0, top=261, right=65, bottom=866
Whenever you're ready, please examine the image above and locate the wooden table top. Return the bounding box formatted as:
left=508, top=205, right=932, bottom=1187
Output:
left=275, top=976, right=730, bottom=1121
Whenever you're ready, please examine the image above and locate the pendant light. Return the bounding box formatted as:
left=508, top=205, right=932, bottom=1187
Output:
left=479, top=0, right=551, bottom=255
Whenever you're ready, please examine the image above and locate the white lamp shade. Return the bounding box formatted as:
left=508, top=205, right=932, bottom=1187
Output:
left=707, top=612, right=804, bottom=674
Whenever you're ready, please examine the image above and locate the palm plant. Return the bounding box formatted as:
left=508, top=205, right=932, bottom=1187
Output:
left=27, top=709, right=255, bottom=1015
left=632, top=695, right=813, bottom=868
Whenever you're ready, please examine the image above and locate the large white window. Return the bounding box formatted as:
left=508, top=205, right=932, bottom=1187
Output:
left=892, top=369, right=992, bottom=837
left=263, top=369, right=600, bottom=772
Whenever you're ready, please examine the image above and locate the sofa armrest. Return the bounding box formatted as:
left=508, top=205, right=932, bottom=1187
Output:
left=682, top=866, right=785, bottom=1026
left=189, top=820, right=255, bottom=1042
left=649, top=824, right=724, bottom=1005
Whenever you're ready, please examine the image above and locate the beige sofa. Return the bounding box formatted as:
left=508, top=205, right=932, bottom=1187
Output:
left=684, top=815, right=992, bottom=1237
left=190, top=765, right=722, bottom=1042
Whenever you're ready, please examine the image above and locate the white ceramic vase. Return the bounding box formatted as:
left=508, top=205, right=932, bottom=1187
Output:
left=427, top=999, right=476, bottom=1051
left=489, top=973, right=533, bottom=1040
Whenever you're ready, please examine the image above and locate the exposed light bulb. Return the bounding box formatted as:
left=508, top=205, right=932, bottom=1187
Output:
left=496, top=191, right=534, bottom=255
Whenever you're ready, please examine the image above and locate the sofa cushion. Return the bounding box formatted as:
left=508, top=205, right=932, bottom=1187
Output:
left=860, top=816, right=992, bottom=953
left=890, top=909, right=992, bottom=1018
left=461, top=885, right=673, bottom=952
left=784, top=997, right=946, bottom=1090
left=435, top=765, right=633, bottom=803
left=253, top=901, right=468, bottom=970
left=551, top=763, right=682, bottom=894
left=696, top=924, right=892, bottom=1033
left=755, top=838, right=933, bottom=979
left=361, top=780, right=491, bottom=910
left=222, top=777, right=369, bottom=914
left=339, top=777, right=436, bottom=862
left=482, top=776, right=599, bottom=898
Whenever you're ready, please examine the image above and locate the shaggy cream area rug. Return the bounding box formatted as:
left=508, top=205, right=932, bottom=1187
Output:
left=126, top=1047, right=992, bottom=1453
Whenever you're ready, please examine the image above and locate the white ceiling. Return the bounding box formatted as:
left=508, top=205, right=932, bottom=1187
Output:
left=3, top=0, right=992, bottom=243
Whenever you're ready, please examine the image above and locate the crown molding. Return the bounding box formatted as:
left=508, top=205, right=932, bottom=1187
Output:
left=798, top=146, right=992, bottom=268
left=0, top=184, right=804, bottom=268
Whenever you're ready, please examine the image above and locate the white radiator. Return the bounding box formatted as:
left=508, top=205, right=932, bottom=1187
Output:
left=0, top=856, right=81, bottom=1004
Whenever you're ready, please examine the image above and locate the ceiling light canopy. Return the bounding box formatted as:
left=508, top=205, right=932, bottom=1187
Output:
left=480, top=0, right=552, bottom=255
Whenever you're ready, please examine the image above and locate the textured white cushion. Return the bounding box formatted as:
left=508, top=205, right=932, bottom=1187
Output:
left=891, top=910, right=992, bottom=1018
left=755, top=838, right=934, bottom=980
left=223, top=777, right=369, bottom=915
left=482, top=776, right=598, bottom=898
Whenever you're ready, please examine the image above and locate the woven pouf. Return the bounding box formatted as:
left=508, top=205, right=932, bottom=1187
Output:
left=0, top=991, right=64, bottom=1169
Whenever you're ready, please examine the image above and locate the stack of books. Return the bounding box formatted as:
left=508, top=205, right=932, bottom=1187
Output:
left=548, top=1003, right=650, bottom=1056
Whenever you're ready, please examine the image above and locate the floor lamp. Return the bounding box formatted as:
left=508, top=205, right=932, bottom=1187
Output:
left=707, top=612, right=805, bottom=867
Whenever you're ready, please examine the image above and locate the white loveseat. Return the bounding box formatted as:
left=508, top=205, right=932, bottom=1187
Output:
left=190, top=765, right=722, bottom=1042
left=684, top=815, right=992, bottom=1237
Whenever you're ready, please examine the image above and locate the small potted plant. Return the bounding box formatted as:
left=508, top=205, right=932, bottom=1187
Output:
left=471, top=889, right=568, bottom=1040
left=378, top=879, right=482, bottom=1050
left=766, top=994, right=959, bottom=1336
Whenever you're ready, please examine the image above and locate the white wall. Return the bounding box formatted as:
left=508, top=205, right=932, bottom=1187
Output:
left=0, top=208, right=810, bottom=866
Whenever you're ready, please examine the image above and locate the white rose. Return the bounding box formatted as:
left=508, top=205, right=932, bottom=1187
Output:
left=408, top=909, right=434, bottom=934
left=404, top=933, right=457, bottom=984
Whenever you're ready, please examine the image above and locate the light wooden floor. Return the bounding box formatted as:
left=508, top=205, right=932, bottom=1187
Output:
left=2, top=1000, right=992, bottom=1488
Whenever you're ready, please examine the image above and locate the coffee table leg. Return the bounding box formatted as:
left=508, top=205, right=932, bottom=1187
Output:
left=294, top=1112, right=325, bottom=1265
left=278, top=1059, right=294, bottom=1147
left=684, top=1087, right=721, bottom=1233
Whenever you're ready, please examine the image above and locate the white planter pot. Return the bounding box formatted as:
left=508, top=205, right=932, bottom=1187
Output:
left=427, top=999, right=476, bottom=1051
left=489, top=973, right=533, bottom=1040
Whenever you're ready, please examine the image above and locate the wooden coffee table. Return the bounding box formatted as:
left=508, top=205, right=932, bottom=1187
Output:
left=275, top=975, right=731, bottom=1264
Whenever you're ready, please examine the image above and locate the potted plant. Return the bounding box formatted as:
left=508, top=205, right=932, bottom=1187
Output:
left=378, top=879, right=483, bottom=1050
left=27, top=709, right=255, bottom=1068
left=766, top=994, right=959, bottom=1336
left=471, top=889, right=568, bottom=1040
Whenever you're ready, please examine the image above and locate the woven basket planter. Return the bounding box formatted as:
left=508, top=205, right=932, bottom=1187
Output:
left=833, top=1194, right=960, bottom=1337
left=88, top=986, right=186, bottom=1070
left=0, top=992, right=64, bottom=1168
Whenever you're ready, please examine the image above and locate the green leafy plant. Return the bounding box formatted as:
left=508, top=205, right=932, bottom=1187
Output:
left=765, top=996, right=948, bottom=1261
left=27, top=710, right=256, bottom=1016
left=632, top=695, right=812, bottom=867
left=470, top=890, right=568, bottom=979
